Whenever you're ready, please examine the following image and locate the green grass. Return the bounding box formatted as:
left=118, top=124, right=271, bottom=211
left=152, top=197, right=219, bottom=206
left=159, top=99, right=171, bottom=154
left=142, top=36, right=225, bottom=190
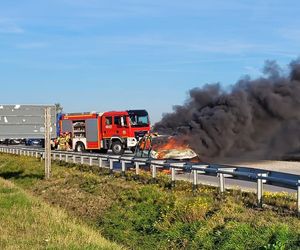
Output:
left=0, top=177, right=121, bottom=250
left=0, top=153, right=300, bottom=249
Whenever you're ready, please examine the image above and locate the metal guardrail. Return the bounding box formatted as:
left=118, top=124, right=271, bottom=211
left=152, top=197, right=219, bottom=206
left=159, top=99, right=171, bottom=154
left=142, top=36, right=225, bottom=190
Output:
left=1, top=146, right=300, bottom=215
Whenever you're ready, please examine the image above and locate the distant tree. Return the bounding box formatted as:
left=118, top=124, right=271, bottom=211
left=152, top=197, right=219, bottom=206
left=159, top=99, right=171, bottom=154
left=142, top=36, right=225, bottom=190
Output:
left=55, top=103, right=63, bottom=113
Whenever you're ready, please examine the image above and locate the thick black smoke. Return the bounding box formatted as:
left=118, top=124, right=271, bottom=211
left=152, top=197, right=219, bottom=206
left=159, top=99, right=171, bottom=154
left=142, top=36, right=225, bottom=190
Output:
left=154, top=59, right=300, bottom=161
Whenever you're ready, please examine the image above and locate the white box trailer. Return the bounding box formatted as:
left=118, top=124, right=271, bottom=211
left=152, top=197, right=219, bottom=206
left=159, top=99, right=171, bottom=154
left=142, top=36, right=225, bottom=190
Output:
left=0, top=104, right=57, bottom=140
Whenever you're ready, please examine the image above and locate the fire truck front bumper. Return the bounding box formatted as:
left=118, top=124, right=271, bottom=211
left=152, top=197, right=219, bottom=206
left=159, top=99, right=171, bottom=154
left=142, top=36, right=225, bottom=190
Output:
left=127, top=137, right=138, bottom=147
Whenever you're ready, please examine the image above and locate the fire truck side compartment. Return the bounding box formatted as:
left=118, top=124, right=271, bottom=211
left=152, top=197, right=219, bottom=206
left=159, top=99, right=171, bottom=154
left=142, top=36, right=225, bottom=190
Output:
left=86, top=119, right=99, bottom=149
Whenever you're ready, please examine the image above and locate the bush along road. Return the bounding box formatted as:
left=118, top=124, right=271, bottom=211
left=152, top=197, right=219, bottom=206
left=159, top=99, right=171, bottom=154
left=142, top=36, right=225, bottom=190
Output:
left=0, top=153, right=299, bottom=250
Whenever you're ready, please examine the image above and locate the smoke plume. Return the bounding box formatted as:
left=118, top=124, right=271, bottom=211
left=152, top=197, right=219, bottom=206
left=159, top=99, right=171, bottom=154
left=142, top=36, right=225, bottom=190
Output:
left=154, top=59, right=300, bottom=161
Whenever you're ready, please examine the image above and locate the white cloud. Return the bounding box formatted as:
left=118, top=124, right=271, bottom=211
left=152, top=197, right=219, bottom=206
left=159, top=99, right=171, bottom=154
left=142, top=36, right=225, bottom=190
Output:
left=92, top=35, right=260, bottom=55
left=0, top=18, right=24, bottom=34
left=278, top=28, right=300, bottom=42
left=16, top=42, right=48, bottom=49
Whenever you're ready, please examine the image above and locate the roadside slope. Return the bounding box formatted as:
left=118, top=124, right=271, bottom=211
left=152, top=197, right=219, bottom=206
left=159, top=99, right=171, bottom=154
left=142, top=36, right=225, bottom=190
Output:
left=0, top=177, right=121, bottom=250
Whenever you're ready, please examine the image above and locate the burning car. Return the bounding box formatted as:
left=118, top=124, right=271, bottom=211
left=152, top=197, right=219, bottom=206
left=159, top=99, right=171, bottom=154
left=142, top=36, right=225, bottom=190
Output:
left=135, top=134, right=199, bottom=161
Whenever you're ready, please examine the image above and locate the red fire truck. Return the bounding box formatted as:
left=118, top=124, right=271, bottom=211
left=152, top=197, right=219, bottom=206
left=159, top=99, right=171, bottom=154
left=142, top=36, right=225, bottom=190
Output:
left=58, top=110, right=151, bottom=155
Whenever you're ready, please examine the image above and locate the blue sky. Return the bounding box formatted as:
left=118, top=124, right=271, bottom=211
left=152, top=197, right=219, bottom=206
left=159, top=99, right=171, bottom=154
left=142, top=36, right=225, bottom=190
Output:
left=0, top=0, right=299, bottom=123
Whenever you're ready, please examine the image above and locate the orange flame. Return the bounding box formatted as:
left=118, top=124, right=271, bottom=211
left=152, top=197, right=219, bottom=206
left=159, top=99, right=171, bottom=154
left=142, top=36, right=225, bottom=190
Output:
left=153, top=137, right=189, bottom=151
left=152, top=137, right=190, bottom=159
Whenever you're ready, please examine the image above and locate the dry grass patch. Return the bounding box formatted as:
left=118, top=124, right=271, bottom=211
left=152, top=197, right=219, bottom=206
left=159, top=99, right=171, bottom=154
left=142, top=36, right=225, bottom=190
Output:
left=0, top=177, right=122, bottom=250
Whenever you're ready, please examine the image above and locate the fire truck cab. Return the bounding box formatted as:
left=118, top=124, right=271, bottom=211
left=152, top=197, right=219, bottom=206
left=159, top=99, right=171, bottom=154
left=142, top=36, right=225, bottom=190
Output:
left=59, top=109, right=150, bottom=155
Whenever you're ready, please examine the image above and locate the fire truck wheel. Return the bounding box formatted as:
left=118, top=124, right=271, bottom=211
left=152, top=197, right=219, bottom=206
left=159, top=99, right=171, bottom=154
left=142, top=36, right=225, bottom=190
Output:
left=75, top=142, right=86, bottom=152
left=111, top=141, right=124, bottom=155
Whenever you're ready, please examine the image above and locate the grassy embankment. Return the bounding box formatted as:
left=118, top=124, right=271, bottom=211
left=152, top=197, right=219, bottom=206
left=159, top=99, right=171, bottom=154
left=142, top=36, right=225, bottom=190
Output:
left=0, top=177, right=121, bottom=249
left=0, top=153, right=300, bottom=249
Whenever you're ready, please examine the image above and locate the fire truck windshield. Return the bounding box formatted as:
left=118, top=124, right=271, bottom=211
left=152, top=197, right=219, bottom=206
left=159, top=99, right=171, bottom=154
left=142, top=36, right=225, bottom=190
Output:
left=128, top=110, right=149, bottom=127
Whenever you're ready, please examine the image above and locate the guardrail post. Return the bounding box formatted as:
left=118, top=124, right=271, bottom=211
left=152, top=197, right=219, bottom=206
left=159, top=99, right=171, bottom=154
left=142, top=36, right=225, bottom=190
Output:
left=35, top=152, right=39, bottom=158
left=81, top=156, right=84, bottom=165
left=65, top=155, right=68, bottom=163
left=151, top=164, right=157, bottom=181
left=171, top=168, right=176, bottom=187
left=257, top=173, right=263, bottom=208
left=109, top=159, right=114, bottom=175
left=89, top=157, right=93, bottom=166
left=135, top=162, right=140, bottom=177
left=297, top=180, right=300, bottom=216
left=121, top=161, right=126, bottom=177
left=98, top=158, right=103, bottom=168
left=193, top=170, right=198, bottom=192
left=73, top=155, right=76, bottom=164
left=53, top=153, right=56, bottom=160
left=59, top=154, right=62, bottom=161
left=219, top=173, right=225, bottom=193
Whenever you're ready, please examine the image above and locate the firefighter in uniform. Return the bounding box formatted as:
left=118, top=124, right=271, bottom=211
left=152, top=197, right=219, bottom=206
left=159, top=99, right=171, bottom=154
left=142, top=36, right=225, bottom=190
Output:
left=57, top=132, right=67, bottom=151
left=136, top=132, right=158, bottom=157
left=65, top=132, right=72, bottom=150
